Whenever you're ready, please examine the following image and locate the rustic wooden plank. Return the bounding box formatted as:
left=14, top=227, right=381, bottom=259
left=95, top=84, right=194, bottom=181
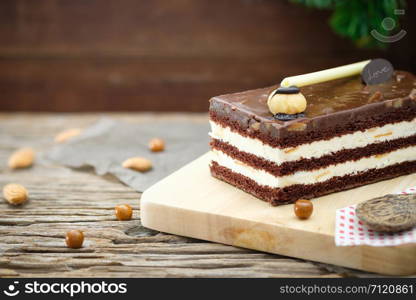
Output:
left=0, top=112, right=389, bottom=277
left=1, top=0, right=401, bottom=112
left=2, top=0, right=413, bottom=64
left=0, top=55, right=379, bottom=112
left=0, top=0, right=341, bottom=57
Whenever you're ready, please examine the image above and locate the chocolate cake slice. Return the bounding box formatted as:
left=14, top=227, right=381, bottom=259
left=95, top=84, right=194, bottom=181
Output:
left=208, top=71, right=416, bottom=205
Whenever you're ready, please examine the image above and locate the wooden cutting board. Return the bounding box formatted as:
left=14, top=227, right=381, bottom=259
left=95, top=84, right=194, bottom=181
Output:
left=141, top=153, right=416, bottom=275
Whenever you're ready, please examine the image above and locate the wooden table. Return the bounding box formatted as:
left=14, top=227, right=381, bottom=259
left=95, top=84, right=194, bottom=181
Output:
left=0, top=113, right=395, bottom=278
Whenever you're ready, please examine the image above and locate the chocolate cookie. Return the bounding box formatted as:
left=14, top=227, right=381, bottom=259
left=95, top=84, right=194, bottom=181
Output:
left=356, top=194, right=416, bottom=233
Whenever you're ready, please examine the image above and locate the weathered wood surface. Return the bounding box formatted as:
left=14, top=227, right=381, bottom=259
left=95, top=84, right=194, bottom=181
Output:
left=1, top=0, right=415, bottom=112
left=0, top=113, right=407, bottom=278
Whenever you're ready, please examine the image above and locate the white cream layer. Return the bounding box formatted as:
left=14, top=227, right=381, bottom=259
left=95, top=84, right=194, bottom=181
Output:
left=209, top=118, right=416, bottom=165
left=211, top=146, right=416, bottom=188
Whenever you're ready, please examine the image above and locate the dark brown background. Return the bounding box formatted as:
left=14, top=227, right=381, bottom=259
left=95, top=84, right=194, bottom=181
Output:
left=0, top=0, right=415, bottom=112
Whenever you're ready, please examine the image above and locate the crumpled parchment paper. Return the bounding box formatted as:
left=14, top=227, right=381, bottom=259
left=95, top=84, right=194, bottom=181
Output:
left=46, top=118, right=209, bottom=192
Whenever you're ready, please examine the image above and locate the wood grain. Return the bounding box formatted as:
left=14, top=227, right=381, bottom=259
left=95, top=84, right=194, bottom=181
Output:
left=2, top=0, right=415, bottom=112
left=0, top=112, right=398, bottom=278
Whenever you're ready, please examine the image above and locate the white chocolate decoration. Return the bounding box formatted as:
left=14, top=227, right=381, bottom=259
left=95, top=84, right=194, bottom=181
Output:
left=267, top=92, right=307, bottom=115
left=280, top=60, right=370, bottom=88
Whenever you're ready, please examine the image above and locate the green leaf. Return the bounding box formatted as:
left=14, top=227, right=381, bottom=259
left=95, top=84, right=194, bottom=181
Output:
left=290, top=0, right=407, bottom=49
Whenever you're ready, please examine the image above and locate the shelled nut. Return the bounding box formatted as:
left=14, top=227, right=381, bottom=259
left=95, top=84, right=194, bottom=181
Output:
left=149, top=138, right=165, bottom=152
left=122, top=157, right=152, bottom=172
left=294, top=199, right=313, bottom=220
left=3, top=184, right=28, bottom=205
left=8, top=148, right=35, bottom=169
left=65, top=230, right=84, bottom=249
left=115, top=204, right=133, bottom=221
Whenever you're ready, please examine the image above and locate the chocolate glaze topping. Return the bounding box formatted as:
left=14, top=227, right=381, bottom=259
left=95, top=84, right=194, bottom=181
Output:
left=271, top=86, right=300, bottom=96
left=209, top=71, right=416, bottom=147
left=213, top=71, right=414, bottom=119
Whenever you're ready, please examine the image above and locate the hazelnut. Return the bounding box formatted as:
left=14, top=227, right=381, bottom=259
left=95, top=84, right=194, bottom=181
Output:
left=122, top=157, right=152, bottom=172
left=149, top=138, right=165, bottom=152
left=267, top=92, right=307, bottom=115
left=294, top=199, right=313, bottom=220
left=65, top=230, right=84, bottom=249
left=115, top=204, right=133, bottom=221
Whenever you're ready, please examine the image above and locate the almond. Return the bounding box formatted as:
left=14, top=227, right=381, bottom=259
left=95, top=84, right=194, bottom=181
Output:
left=148, top=138, right=165, bottom=152
left=122, top=157, right=152, bottom=172
left=54, top=128, right=82, bottom=143
left=8, top=148, right=35, bottom=169
left=3, top=184, right=28, bottom=205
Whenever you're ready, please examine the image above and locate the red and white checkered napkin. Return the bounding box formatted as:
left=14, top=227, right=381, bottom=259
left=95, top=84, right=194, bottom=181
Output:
left=335, top=186, right=416, bottom=247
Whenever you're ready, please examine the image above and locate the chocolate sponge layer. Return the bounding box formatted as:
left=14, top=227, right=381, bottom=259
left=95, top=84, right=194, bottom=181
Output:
left=210, top=160, right=416, bottom=206
left=209, top=106, right=416, bottom=149
left=210, top=135, right=416, bottom=176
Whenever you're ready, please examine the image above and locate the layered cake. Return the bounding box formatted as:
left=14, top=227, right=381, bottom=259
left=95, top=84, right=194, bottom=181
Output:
left=209, top=63, right=416, bottom=206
